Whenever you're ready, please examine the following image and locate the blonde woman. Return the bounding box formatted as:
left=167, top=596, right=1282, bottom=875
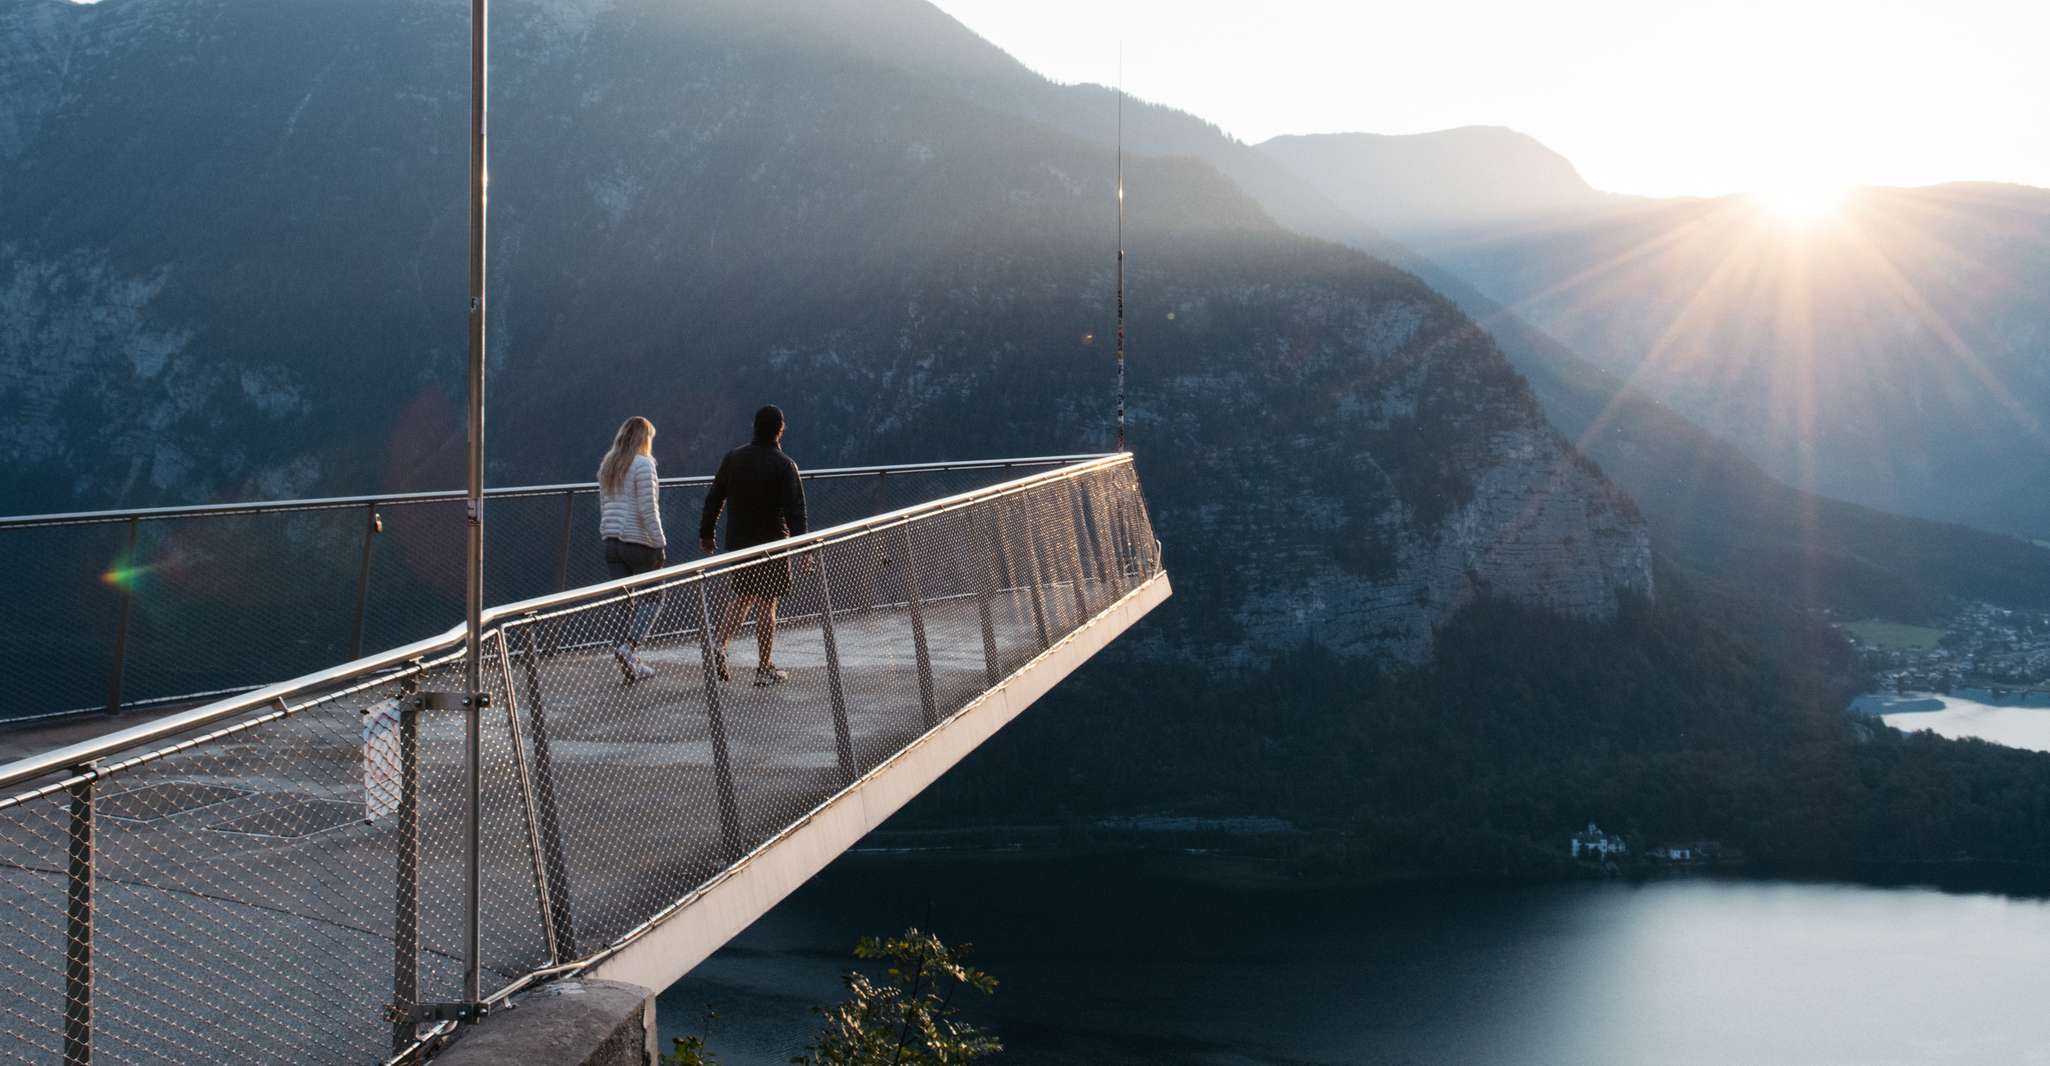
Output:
left=598, top=416, right=667, bottom=682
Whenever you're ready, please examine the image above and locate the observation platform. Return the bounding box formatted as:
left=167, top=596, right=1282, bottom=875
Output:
left=0, top=454, right=1167, bottom=1065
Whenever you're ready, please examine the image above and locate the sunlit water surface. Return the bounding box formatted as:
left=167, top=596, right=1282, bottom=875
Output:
left=1877, top=691, right=2050, bottom=753
left=658, top=853, right=2050, bottom=1065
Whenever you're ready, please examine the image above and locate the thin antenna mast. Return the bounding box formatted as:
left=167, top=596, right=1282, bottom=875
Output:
left=461, top=0, right=488, bottom=1011
left=1114, top=51, right=1127, bottom=452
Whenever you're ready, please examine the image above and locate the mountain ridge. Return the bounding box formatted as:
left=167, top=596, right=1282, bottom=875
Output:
left=1259, top=126, right=1634, bottom=235
left=0, top=0, right=1650, bottom=669
left=1256, top=125, right=2050, bottom=544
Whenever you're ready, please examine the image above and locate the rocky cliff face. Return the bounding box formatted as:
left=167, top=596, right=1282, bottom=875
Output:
left=1246, top=426, right=1651, bottom=663
left=0, top=0, right=1651, bottom=666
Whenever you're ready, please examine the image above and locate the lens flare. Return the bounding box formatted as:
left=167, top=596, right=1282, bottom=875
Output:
left=101, top=562, right=149, bottom=590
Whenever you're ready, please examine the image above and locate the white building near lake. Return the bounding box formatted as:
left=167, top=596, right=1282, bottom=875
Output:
left=1570, top=821, right=1627, bottom=859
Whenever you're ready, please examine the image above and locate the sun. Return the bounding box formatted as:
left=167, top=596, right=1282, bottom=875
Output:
left=1750, top=181, right=1851, bottom=227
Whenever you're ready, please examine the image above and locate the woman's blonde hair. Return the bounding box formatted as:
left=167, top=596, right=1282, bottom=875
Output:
left=598, top=416, right=656, bottom=495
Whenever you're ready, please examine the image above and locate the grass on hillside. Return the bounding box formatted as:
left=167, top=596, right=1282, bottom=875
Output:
left=1842, top=619, right=1948, bottom=650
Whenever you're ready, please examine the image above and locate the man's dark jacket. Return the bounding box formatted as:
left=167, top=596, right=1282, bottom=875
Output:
left=699, top=439, right=808, bottom=550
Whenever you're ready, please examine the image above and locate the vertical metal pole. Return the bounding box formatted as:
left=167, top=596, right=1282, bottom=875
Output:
left=551, top=491, right=574, bottom=593
left=1115, top=79, right=1127, bottom=452
left=63, top=770, right=92, bottom=1066
left=494, top=632, right=559, bottom=964
left=390, top=698, right=420, bottom=1056
left=815, top=555, right=857, bottom=783
left=1019, top=495, right=1052, bottom=649
left=1115, top=469, right=1148, bottom=582
left=900, top=525, right=938, bottom=729
left=461, top=0, right=489, bottom=1009
left=968, top=510, right=1001, bottom=686
left=104, top=517, right=138, bottom=717
left=694, top=585, right=743, bottom=858
left=1088, top=475, right=1125, bottom=600
left=1033, top=490, right=1071, bottom=639
left=1130, top=466, right=1160, bottom=577
left=349, top=504, right=380, bottom=661
left=1061, top=481, right=1090, bottom=624
left=518, top=627, right=575, bottom=957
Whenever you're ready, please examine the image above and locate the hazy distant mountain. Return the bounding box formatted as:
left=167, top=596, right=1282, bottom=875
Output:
left=929, top=80, right=2050, bottom=622
left=0, top=0, right=1649, bottom=667
left=1259, top=127, right=1633, bottom=237
left=1259, top=128, right=2050, bottom=541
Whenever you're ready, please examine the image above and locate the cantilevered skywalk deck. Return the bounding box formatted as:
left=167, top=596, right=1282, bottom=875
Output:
left=0, top=453, right=1167, bottom=1065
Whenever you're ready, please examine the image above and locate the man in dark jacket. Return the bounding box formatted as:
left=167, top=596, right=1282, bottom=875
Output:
left=700, top=405, right=809, bottom=685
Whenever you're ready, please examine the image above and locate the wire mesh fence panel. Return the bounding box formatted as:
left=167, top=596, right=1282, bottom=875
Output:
left=4, top=685, right=417, bottom=1064
left=0, top=456, right=1162, bottom=1065
left=493, top=593, right=739, bottom=959
left=0, top=789, right=73, bottom=1064
left=0, top=522, right=131, bottom=720
left=0, top=460, right=1091, bottom=726
left=114, top=512, right=368, bottom=717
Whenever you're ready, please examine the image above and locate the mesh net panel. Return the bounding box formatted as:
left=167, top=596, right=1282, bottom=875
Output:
left=0, top=458, right=1161, bottom=1064
left=0, top=463, right=1066, bottom=722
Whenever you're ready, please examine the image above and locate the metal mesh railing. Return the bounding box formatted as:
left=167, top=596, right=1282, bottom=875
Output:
left=0, top=456, right=1104, bottom=723
left=0, top=453, right=1162, bottom=1065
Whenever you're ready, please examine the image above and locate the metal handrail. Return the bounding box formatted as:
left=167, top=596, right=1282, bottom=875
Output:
left=0, top=453, right=1114, bottom=530
left=0, top=452, right=1135, bottom=793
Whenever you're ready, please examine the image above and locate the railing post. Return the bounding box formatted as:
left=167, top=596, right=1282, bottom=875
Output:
left=493, top=630, right=560, bottom=965
left=390, top=694, right=420, bottom=1057
left=968, top=510, right=1001, bottom=686
left=1018, top=495, right=1053, bottom=649
left=815, top=554, right=858, bottom=783
left=551, top=491, right=575, bottom=593
left=349, top=504, right=381, bottom=661
left=104, top=517, right=138, bottom=716
left=518, top=628, right=575, bottom=958
left=1087, top=475, right=1126, bottom=600
left=694, top=585, right=744, bottom=858
left=900, top=525, right=938, bottom=729
left=63, top=769, right=92, bottom=1066
left=1127, top=464, right=1161, bottom=577
left=1061, top=482, right=1091, bottom=624
left=1109, top=469, right=1138, bottom=583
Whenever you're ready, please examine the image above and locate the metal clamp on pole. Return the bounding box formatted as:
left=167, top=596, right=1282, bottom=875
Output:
left=413, top=691, right=491, bottom=712
left=397, top=1001, right=490, bottom=1025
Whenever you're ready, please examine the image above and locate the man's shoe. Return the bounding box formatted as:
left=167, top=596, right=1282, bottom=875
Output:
left=753, top=665, right=789, bottom=687
left=631, top=658, right=656, bottom=681
left=613, top=643, right=635, bottom=681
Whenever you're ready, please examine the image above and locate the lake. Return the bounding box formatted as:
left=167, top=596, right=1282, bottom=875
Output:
left=658, top=852, right=2050, bottom=1065
left=1865, top=689, right=2050, bottom=753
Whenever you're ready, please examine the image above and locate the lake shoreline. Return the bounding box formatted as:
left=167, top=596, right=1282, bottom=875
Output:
left=852, top=829, right=2050, bottom=901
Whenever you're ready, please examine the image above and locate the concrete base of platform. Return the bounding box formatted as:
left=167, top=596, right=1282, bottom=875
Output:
left=430, top=980, right=655, bottom=1066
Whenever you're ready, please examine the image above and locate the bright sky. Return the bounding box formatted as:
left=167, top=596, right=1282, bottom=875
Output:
left=928, top=0, right=2050, bottom=197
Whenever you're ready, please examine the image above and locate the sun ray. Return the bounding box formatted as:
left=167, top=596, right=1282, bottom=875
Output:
left=1565, top=206, right=1781, bottom=459
left=1835, top=215, right=2048, bottom=443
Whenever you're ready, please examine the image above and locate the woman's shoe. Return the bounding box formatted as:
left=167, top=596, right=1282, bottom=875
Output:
left=753, top=665, right=789, bottom=687
left=617, top=643, right=655, bottom=684
left=613, top=642, right=636, bottom=682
